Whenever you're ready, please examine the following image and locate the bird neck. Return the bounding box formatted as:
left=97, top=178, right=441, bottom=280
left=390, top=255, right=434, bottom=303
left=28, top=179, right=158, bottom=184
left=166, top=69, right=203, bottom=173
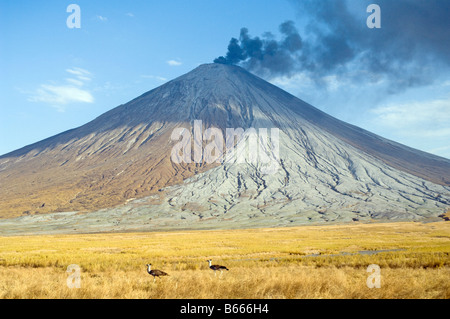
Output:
left=147, top=265, right=152, bottom=272
left=208, top=260, right=212, bottom=267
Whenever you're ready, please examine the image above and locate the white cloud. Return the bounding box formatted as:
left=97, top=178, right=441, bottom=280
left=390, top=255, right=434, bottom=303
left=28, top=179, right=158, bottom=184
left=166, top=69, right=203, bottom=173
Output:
left=367, top=98, right=450, bottom=159
left=321, top=75, right=343, bottom=92
left=65, top=78, right=84, bottom=86
left=28, top=68, right=94, bottom=111
left=76, top=75, right=91, bottom=82
left=371, top=99, right=450, bottom=131
left=167, top=60, right=182, bottom=66
left=419, top=127, right=450, bottom=138
left=427, top=145, right=450, bottom=155
left=141, top=74, right=167, bottom=82
left=66, top=67, right=90, bottom=77
left=126, top=12, right=134, bottom=17
left=30, top=85, right=94, bottom=105
left=370, top=97, right=450, bottom=151
left=96, top=15, right=107, bottom=22
left=268, top=73, right=318, bottom=101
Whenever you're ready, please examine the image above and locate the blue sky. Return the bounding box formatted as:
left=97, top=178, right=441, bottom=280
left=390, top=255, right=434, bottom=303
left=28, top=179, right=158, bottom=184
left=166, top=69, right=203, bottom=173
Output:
left=1, top=0, right=449, bottom=158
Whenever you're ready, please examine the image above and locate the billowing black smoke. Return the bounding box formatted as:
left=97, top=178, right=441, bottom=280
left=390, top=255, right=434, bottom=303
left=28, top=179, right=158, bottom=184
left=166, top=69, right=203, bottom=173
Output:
left=214, top=0, right=450, bottom=92
left=214, top=21, right=303, bottom=78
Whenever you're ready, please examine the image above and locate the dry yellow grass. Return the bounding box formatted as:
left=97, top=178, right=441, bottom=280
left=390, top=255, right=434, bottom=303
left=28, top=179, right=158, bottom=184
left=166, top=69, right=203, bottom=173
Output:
left=0, top=221, right=449, bottom=299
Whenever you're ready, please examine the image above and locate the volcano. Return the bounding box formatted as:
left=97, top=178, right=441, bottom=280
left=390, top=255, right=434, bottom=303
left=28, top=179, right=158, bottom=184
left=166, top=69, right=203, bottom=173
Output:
left=1, top=63, right=449, bottom=233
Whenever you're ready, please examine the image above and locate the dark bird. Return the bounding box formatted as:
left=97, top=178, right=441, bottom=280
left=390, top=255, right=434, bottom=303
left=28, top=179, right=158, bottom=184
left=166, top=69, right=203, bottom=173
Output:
left=146, top=264, right=169, bottom=282
left=207, top=259, right=229, bottom=276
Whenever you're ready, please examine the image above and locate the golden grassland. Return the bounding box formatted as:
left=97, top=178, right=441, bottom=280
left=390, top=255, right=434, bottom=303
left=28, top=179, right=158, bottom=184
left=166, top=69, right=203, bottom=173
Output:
left=0, top=221, right=449, bottom=299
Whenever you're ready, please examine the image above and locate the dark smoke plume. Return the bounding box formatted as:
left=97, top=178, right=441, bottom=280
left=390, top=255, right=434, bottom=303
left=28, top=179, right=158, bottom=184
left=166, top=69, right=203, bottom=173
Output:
left=214, top=21, right=303, bottom=78
left=214, top=0, right=450, bottom=92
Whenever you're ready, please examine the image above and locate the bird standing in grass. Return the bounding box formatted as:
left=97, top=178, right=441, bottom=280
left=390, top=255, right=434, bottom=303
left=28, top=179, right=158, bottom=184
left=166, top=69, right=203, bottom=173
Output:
left=146, top=264, right=169, bottom=282
left=207, top=259, right=229, bottom=276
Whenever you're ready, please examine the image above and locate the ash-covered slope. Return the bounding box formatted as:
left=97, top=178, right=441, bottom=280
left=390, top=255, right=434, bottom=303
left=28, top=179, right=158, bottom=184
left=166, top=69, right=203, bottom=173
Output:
left=0, top=63, right=449, bottom=226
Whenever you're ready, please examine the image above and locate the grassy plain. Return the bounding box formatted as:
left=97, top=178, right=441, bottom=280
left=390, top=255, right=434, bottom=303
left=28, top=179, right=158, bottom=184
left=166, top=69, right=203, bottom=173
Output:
left=0, top=221, right=449, bottom=299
